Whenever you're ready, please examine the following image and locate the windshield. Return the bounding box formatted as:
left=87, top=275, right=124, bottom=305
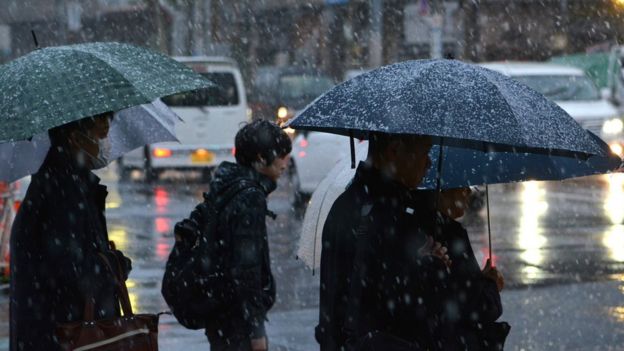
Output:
left=162, top=72, right=239, bottom=107
left=277, top=75, right=334, bottom=108
left=513, top=75, right=600, bottom=101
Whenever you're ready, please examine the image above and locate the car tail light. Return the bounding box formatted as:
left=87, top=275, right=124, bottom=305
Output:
left=153, top=148, right=172, bottom=158
left=231, top=147, right=236, bottom=156
left=299, top=139, right=309, bottom=148
left=298, top=151, right=307, bottom=158
left=13, top=200, right=21, bottom=212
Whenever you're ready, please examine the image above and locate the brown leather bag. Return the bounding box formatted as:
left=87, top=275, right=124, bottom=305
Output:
left=55, top=252, right=162, bottom=351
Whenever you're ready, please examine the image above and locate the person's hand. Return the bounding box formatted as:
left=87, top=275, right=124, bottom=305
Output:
left=418, top=236, right=452, bottom=267
left=482, top=258, right=504, bottom=292
left=251, top=336, right=267, bottom=351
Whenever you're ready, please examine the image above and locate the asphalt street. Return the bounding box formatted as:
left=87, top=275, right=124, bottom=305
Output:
left=2, top=167, right=624, bottom=350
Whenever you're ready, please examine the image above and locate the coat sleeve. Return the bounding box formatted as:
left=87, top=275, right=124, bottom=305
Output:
left=446, top=224, right=502, bottom=323
left=226, top=188, right=274, bottom=338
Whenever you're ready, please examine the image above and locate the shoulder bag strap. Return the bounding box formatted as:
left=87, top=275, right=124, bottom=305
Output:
left=97, top=252, right=134, bottom=317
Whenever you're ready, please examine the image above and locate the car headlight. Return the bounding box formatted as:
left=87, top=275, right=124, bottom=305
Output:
left=276, top=106, right=295, bottom=121
left=602, top=118, right=624, bottom=135
left=610, top=142, right=623, bottom=157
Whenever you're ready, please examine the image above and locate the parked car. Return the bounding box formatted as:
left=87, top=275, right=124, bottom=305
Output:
left=249, top=66, right=335, bottom=129
left=481, top=62, right=623, bottom=157
left=289, top=132, right=352, bottom=212
left=118, top=56, right=249, bottom=182
left=343, top=67, right=372, bottom=81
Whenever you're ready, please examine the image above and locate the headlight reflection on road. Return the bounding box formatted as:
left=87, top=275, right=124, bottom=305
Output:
left=603, top=174, right=624, bottom=262
left=125, top=279, right=141, bottom=314
left=108, top=228, right=128, bottom=252
left=105, top=187, right=122, bottom=209
left=518, top=181, right=548, bottom=282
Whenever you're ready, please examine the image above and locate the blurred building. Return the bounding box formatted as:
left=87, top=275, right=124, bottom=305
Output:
left=0, top=0, right=171, bottom=63
left=3, top=0, right=624, bottom=80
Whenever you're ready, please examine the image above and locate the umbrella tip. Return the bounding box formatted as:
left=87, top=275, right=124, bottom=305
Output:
left=31, top=30, right=39, bottom=49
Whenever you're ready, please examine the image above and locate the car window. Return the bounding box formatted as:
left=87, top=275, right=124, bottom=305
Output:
left=513, top=74, right=600, bottom=101
left=162, top=72, right=239, bottom=107
left=278, top=75, right=334, bottom=101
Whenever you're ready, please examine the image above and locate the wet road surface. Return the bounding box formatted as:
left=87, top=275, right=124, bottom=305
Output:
left=2, top=168, right=624, bottom=349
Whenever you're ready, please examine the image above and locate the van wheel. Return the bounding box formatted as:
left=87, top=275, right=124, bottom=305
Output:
left=117, top=158, right=132, bottom=182
left=288, top=163, right=309, bottom=218
left=143, top=147, right=159, bottom=183
left=201, top=168, right=213, bottom=183
left=145, top=166, right=160, bottom=183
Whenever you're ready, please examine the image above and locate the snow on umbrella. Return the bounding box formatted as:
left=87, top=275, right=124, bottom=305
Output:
left=0, top=42, right=213, bottom=143
left=286, top=59, right=606, bottom=158
left=0, top=99, right=181, bottom=182
left=298, top=132, right=621, bottom=270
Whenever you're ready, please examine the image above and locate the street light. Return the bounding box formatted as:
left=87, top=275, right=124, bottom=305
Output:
left=615, top=0, right=624, bottom=7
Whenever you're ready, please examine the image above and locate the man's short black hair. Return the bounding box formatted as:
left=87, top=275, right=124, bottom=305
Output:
left=235, top=120, right=292, bottom=167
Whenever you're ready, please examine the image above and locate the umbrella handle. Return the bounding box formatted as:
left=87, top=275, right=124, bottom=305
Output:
left=486, top=184, right=492, bottom=261
left=349, top=131, right=355, bottom=169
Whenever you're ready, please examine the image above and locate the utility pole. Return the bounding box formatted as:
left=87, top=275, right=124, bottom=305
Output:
left=369, top=0, right=383, bottom=67
left=430, top=0, right=444, bottom=59
left=55, top=0, right=67, bottom=45
left=462, top=0, right=480, bottom=61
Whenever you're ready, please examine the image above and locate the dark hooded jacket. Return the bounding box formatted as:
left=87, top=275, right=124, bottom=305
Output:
left=317, top=163, right=503, bottom=351
left=205, top=161, right=277, bottom=345
left=10, top=147, right=130, bottom=351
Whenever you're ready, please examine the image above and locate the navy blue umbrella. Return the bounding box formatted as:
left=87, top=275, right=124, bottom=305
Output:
left=420, top=132, right=622, bottom=189
left=286, top=59, right=606, bottom=158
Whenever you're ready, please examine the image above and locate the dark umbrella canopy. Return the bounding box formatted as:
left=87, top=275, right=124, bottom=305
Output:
left=286, top=59, right=606, bottom=157
left=0, top=42, right=213, bottom=142
left=420, top=132, right=622, bottom=189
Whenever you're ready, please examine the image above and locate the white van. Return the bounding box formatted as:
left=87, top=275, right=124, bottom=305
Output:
left=481, top=62, right=623, bottom=156
left=118, top=56, right=249, bottom=181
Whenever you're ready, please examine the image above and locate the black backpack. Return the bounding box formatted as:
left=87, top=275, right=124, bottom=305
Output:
left=161, top=180, right=260, bottom=330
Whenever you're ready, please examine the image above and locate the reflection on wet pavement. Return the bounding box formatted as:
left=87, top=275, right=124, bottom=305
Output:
left=100, top=171, right=624, bottom=319
left=3, top=169, right=624, bottom=349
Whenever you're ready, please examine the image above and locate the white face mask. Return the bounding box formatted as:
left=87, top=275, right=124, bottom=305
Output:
left=92, top=136, right=112, bottom=169
left=78, top=131, right=112, bottom=170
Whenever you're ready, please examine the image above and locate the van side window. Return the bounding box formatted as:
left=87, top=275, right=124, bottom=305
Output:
left=162, top=72, right=239, bottom=107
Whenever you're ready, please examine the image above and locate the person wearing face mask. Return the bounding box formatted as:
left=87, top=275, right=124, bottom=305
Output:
left=9, top=112, right=132, bottom=351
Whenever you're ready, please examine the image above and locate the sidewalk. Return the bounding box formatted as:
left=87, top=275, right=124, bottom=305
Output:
left=2, top=279, right=623, bottom=350
left=155, top=278, right=624, bottom=350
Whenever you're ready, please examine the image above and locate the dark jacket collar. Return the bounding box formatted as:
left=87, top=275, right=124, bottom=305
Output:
left=39, top=145, right=107, bottom=211
left=210, top=161, right=277, bottom=196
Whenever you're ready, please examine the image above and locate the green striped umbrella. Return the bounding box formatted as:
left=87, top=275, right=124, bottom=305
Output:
left=0, top=42, right=213, bottom=142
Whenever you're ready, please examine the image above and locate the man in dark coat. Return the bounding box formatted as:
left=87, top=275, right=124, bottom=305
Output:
left=10, top=113, right=132, bottom=351
left=317, top=133, right=454, bottom=350
left=414, top=188, right=506, bottom=350
left=204, top=120, right=291, bottom=351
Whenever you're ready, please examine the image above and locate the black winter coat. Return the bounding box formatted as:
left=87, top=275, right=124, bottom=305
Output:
left=205, top=162, right=277, bottom=344
left=317, top=163, right=503, bottom=351
left=412, top=190, right=503, bottom=349
left=317, top=163, right=447, bottom=350
left=10, top=148, right=130, bottom=351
